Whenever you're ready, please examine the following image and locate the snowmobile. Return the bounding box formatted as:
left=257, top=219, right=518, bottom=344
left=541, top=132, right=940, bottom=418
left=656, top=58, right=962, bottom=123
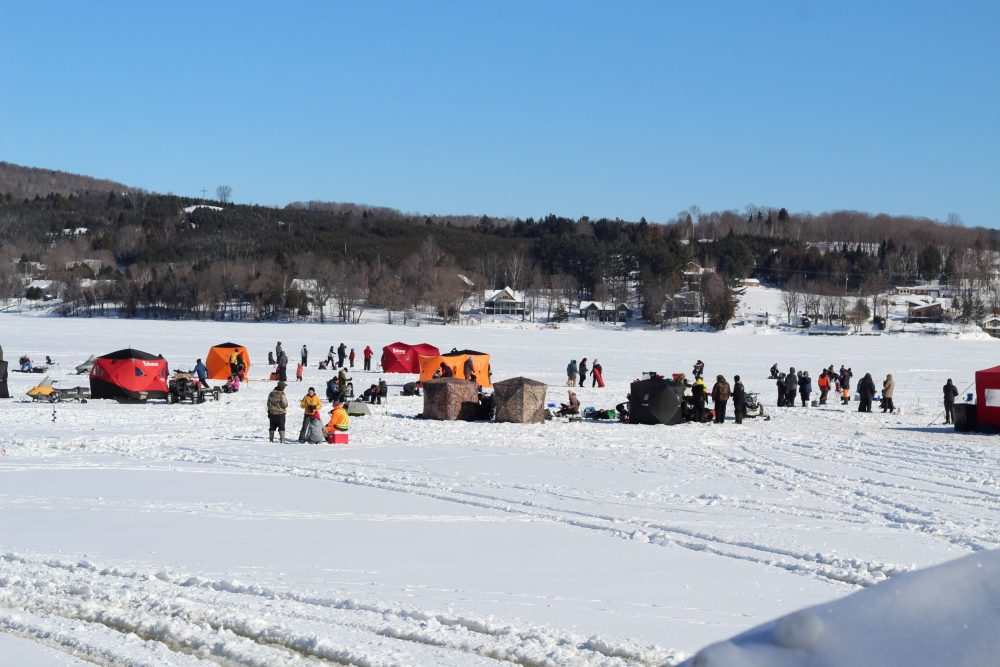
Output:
left=166, top=372, right=220, bottom=404
left=26, top=376, right=90, bottom=403
left=743, top=391, right=768, bottom=419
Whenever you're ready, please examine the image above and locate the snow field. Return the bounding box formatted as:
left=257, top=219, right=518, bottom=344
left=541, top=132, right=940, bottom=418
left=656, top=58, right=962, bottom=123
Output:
left=1, top=314, right=998, bottom=665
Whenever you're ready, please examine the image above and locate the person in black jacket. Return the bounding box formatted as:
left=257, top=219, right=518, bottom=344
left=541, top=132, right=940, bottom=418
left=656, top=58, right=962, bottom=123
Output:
left=732, top=375, right=746, bottom=424
left=776, top=373, right=786, bottom=407
left=692, top=376, right=707, bottom=423
left=943, top=379, right=959, bottom=424
left=858, top=373, right=877, bottom=412
left=337, top=342, right=347, bottom=368
left=785, top=367, right=798, bottom=407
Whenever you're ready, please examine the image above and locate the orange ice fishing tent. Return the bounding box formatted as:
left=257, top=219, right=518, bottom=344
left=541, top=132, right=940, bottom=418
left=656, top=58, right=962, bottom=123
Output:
left=419, top=349, right=492, bottom=388
left=206, top=342, right=250, bottom=380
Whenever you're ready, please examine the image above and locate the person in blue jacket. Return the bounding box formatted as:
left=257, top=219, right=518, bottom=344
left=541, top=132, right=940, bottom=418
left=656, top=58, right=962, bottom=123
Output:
left=193, top=358, right=209, bottom=388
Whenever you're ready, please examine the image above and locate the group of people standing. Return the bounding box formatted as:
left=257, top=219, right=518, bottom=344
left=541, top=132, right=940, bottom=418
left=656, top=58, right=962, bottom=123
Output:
left=771, top=363, right=893, bottom=413
left=687, top=368, right=747, bottom=424
left=270, top=342, right=375, bottom=382
left=265, top=382, right=350, bottom=444
left=565, top=358, right=605, bottom=388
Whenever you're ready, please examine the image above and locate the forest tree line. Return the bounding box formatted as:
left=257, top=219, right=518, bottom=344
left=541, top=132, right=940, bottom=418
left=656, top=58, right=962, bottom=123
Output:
left=1, top=182, right=998, bottom=328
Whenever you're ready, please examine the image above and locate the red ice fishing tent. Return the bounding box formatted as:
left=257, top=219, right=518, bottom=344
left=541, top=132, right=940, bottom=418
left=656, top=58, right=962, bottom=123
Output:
left=975, top=365, right=1000, bottom=430
left=90, top=348, right=169, bottom=401
left=381, top=342, right=440, bottom=374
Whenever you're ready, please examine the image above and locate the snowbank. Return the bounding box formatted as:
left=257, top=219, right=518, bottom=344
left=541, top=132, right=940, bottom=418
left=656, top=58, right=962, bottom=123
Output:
left=682, top=549, right=1000, bottom=667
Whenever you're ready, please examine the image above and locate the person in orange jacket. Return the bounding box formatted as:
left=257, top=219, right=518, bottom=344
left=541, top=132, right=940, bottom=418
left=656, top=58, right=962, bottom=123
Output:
left=325, top=402, right=350, bottom=437
left=297, top=387, right=323, bottom=442
left=817, top=370, right=830, bottom=405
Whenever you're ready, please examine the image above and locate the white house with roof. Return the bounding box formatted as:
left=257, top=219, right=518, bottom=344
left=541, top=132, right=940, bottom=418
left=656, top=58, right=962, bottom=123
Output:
left=483, top=287, right=525, bottom=315
left=579, top=300, right=633, bottom=323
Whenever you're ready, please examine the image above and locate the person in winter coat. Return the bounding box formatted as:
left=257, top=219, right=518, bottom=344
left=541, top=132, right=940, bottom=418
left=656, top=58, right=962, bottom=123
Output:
left=711, top=375, right=731, bottom=423
left=349, top=348, right=356, bottom=368
left=798, top=371, right=812, bottom=407
left=858, top=373, right=876, bottom=412
left=882, top=374, right=895, bottom=413
left=776, top=373, right=786, bottom=407
left=327, top=346, right=336, bottom=367
left=298, top=387, right=323, bottom=442
left=275, top=341, right=283, bottom=363
left=304, top=412, right=326, bottom=444
left=267, top=381, right=288, bottom=443
left=325, top=376, right=340, bottom=403
left=193, top=359, right=209, bottom=388
left=591, top=359, right=604, bottom=387
left=943, top=379, right=959, bottom=424
left=337, top=367, right=349, bottom=396
left=785, top=367, right=798, bottom=407
left=693, top=360, right=705, bottom=377
left=277, top=349, right=288, bottom=382
left=402, top=381, right=422, bottom=396
left=223, top=373, right=241, bottom=393
left=301, top=345, right=308, bottom=367
left=377, top=378, right=388, bottom=404
left=337, top=342, right=347, bottom=368
left=463, top=356, right=475, bottom=380
left=361, top=384, right=378, bottom=403
left=363, top=345, right=373, bottom=370
left=769, top=363, right=779, bottom=379
left=228, top=350, right=241, bottom=377
left=578, top=358, right=589, bottom=387
left=692, top=376, right=707, bottom=422
left=840, top=368, right=853, bottom=405
left=732, top=375, right=746, bottom=424
left=325, top=402, right=350, bottom=435
left=296, top=362, right=304, bottom=382
left=556, top=391, right=580, bottom=416
left=566, top=360, right=578, bottom=387
left=817, top=371, right=830, bottom=405
left=439, top=362, right=453, bottom=378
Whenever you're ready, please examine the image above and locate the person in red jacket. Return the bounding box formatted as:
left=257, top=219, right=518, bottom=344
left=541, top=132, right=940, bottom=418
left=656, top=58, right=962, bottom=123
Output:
left=349, top=348, right=356, bottom=368
left=363, top=345, right=373, bottom=371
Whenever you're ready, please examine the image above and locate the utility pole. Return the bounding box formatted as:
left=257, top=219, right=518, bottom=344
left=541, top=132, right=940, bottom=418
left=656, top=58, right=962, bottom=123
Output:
left=200, top=187, right=208, bottom=198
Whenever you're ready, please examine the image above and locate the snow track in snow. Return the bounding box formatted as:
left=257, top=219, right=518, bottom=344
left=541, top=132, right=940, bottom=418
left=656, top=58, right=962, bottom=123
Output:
left=0, top=552, right=680, bottom=667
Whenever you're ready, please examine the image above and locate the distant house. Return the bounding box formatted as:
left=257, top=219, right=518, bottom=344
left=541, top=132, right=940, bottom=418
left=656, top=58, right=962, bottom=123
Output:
left=65, top=259, right=104, bottom=274
left=483, top=287, right=525, bottom=315
left=896, top=284, right=956, bottom=299
left=743, top=312, right=771, bottom=326
left=579, top=301, right=633, bottom=323
left=25, top=279, right=65, bottom=300
left=907, top=301, right=946, bottom=323
left=982, top=316, right=1000, bottom=338
left=682, top=262, right=713, bottom=291
left=666, top=291, right=701, bottom=318
left=740, top=277, right=761, bottom=288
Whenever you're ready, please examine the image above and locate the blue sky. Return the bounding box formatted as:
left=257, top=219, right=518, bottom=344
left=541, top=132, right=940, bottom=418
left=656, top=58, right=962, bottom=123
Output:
left=1, top=1, right=997, bottom=226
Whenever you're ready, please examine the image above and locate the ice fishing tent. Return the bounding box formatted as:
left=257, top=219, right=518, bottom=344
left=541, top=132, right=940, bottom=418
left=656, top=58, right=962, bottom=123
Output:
left=422, top=378, right=480, bottom=421
left=418, top=350, right=492, bottom=388
left=975, top=365, right=1000, bottom=430
left=75, top=355, right=95, bottom=375
left=381, top=342, right=440, bottom=374
left=346, top=401, right=371, bottom=416
left=90, top=348, right=169, bottom=401
left=629, top=378, right=685, bottom=425
left=493, top=377, right=547, bottom=423
left=206, top=342, right=250, bottom=380
left=0, top=360, right=9, bottom=399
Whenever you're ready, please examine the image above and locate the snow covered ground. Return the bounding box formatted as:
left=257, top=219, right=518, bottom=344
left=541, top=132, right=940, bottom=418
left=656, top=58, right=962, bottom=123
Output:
left=1, top=314, right=998, bottom=665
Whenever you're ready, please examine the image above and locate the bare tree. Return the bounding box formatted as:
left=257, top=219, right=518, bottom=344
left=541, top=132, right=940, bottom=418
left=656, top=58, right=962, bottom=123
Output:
left=216, top=185, right=232, bottom=204
left=781, top=289, right=801, bottom=324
